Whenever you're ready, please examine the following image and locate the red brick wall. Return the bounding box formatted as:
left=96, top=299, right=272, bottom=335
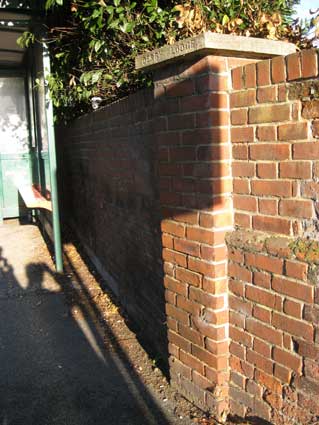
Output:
left=57, top=90, right=169, bottom=360
left=58, top=54, right=254, bottom=420
left=228, top=48, right=319, bottom=423
left=58, top=45, right=319, bottom=424
left=153, top=55, right=256, bottom=418
left=231, top=49, right=319, bottom=236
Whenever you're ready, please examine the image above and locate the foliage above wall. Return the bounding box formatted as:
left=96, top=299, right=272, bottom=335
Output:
left=19, top=0, right=316, bottom=121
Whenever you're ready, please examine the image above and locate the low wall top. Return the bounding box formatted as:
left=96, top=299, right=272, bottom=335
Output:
left=135, top=32, right=296, bottom=71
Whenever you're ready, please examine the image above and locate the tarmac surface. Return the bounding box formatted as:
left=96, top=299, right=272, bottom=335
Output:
left=0, top=220, right=192, bottom=425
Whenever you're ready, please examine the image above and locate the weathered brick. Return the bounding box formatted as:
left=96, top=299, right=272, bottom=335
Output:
left=232, top=162, right=255, bottom=178
left=199, top=212, right=232, bottom=229
left=233, top=178, right=250, bottom=194
left=176, top=295, right=201, bottom=316
left=283, top=299, right=303, bottom=319
left=179, top=350, right=204, bottom=375
left=274, top=364, right=292, bottom=383
left=253, top=338, right=271, bottom=358
left=229, top=326, right=253, bottom=348
left=168, top=330, right=191, bottom=352
left=250, top=143, right=290, bottom=160
left=246, top=349, right=273, bottom=375
left=231, top=126, right=254, bottom=143
left=246, top=285, right=280, bottom=309
left=166, top=79, right=195, bottom=97
left=188, top=257, right=226, bottom=279
left=163, top=248, right=187, bottom=267
left=256, top=370, right=282, bottom=394
left=206, top=339, right=229, bottom=356
left=233, top=194, right=257, bottom=212
left=201, top=245, right=227, bottom=262
left=196, top=110, right=229, bottom=128
left=231, top=109, right=248, bottom=125
left=256, top=125, right=276, bottom=141
left=178, top=322, right=203, bottom=346
left=249, top=104, right=290, bottom=124
left=164, top=275, right=188, bottom=296
left=285, top=260, right=308, bottom=281
left=230, top=90, right=256, bottom=108
left=245, top=302, right=263, bottom=329
left=165, top=289, right=176, bottom=305
left=257, top=162, right=277, bottom=179
left=253, top=215, right=291, bottom=235
left=176, top=267, right=201, bottom=287
left=301, top=49, right=318, bottom=78
left=257, top=59, right=271, bottom=86
left=162, top=233, right=174, bottom=248
left=272, top=276, right=313, bottom=303
left=192, top=345, right=227, bottom=370
left=244, top=63, right=256, bottom=88
left=296, top=339, right=319, bottom=360
left=246, top=252, right=283, bottom=274
left=230, top=370, right=246, bottom=389
left=228, top=262, right=252, bottom=283
left=253, top=271, right=271, bottom=289
left=189, top=287, right=225, bottom=309
left=246, top=317, right=282, bottom=346
left=279, top=199, right=313, bottom=219
left=304, top=305, right=319, bottom=324
left=230, top=341, right=245, bottom=359
left=234, top=212, right=251, bottom=228
left=279, top=161, right=312, bottom=179
left=229, top=279, right=244, bottom=297
left=286, top=52, right=301, bottom=81
left=202, top=278, right=227, bottom=296
left=232, top=144, right=248, bottom=160
left=293, top=142, right=319, bottom=159
left=166, top=304, right=189, bottom=325
left=304, top=358, right=319, bottom=381
left=272, top=312, right=313, bottom=341
left=232, top=66, right=244, bottom=90
left=196, top=74, right=229, bottom=93
left=258, top=199, right=278, bottom=216
left=302, top=99, right=319, bottom=119
left=251, top=180, right=292, bottom=197
left=278, top=122, right=308, bottom=141
left=187, top=227, right=216, bottom=244
left=271, top=56, right=286, bottom=83
left=229, top=295, right=253, bottom=317
left=257, top=86, right=277, bottom=103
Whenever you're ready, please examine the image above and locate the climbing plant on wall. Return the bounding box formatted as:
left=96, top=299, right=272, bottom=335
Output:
left=19, top=0, right=311, bottom=121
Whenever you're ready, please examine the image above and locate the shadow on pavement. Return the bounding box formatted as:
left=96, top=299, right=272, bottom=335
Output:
left=0, top=239, right=175, bottom=425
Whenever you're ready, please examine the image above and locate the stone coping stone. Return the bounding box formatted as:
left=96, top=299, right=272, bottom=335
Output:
left=136, top=32, right=296, bottom=71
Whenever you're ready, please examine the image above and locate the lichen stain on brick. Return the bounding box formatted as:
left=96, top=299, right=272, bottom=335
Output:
left=289, top=238, right=319, bottom=264
left=288, top=80, right=319, bottom=101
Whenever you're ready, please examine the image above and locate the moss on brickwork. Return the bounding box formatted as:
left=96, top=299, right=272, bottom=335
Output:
left=288, top=78, right=319, bottom=102
left=289, top=238, right=319, bottom=263
left=227, top=229, right=319, bottom=266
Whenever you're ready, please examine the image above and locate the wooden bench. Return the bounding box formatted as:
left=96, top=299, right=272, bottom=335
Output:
left=17, top=183, right=52, bottom=211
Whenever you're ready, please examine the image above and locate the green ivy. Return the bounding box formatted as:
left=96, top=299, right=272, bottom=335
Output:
left=19, top=0, right=309, bottom=122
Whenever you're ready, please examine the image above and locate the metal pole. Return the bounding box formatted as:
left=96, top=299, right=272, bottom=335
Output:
left=42, top=43, right=63, bottom=272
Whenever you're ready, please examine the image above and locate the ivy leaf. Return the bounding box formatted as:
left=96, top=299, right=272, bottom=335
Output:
left=119, top=22, right=134, bottom=33
left=91, top=71, right=102, bottom=84
left=222, top=14, right=229, bottom=26
left=94, top=40, right=104, bottom=52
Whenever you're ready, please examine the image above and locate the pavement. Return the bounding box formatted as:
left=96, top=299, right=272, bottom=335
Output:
left=0, top=220, right=191, bottom=425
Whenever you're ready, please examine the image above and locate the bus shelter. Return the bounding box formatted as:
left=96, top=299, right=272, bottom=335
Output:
left=0, top=0, right=63, bottom=271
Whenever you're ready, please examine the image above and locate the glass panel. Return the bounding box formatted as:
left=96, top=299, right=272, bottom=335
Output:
left=0, top=77, right=29, bottom=154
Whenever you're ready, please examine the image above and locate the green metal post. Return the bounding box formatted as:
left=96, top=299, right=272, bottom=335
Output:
left=42, top=44, right=63, bottom=272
